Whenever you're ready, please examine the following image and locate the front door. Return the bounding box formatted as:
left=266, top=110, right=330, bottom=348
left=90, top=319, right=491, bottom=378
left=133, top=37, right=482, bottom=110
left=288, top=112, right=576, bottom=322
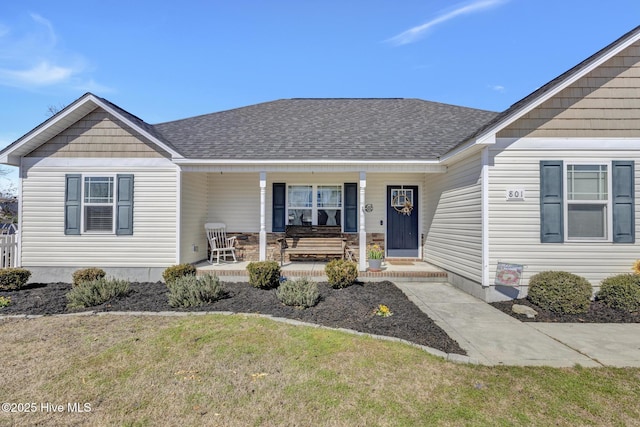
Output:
left=386, top=185, right=419, bottom=257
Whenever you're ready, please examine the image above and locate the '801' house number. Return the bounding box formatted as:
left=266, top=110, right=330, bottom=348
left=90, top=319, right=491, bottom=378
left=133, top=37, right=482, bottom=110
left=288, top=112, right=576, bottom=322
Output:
left=506, top=189, right=525, bottom=201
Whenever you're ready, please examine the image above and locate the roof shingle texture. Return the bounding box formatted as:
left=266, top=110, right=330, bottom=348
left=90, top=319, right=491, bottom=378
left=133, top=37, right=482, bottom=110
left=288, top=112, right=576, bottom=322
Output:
left=153, top=98, right=498, bottom=160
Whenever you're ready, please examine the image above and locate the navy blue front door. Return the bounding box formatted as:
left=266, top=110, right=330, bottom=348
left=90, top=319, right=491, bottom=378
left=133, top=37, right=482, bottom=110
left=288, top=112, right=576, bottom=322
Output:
left=386, top=186, right=419, bottom=257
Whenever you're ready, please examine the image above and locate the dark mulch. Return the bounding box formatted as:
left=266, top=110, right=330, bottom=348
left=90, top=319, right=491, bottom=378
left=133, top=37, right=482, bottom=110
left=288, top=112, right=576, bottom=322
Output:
left=0, top=280, right=466, bottom=355
left=491, top=298, right=640, bottom=323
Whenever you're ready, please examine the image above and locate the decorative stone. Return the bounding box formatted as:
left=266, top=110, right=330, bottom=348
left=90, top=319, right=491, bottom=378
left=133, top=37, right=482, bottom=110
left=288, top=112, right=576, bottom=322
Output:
left=512, top=304, right=538, bottom=319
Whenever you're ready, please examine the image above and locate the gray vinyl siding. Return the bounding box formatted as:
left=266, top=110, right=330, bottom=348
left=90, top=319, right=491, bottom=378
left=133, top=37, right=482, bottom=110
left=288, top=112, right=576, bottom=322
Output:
left=424, top=151, right=483, bottom=283
left=180, top=172, right=209, bottom=263
left=21, top=163, right=178, bottom=267
left=488, top=142, right=640, bottom=289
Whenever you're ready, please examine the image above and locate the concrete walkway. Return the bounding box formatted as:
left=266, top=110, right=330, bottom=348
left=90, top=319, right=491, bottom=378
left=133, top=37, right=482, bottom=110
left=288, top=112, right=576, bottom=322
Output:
left=396, top=281, right=640, bottom=367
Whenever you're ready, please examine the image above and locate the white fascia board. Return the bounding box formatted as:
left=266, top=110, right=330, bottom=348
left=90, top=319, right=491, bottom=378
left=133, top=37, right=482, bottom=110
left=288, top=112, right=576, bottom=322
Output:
left=495, top=137, right=640, bottom=151
left=88, top=95, right=184, bottom=159
left=1, top=94, right=183, bottom=166
left=174, top=158, right=447, bottom=173
left=0, top=97, right=97, bottom=165
left=471, top=32, right=640, bottom=147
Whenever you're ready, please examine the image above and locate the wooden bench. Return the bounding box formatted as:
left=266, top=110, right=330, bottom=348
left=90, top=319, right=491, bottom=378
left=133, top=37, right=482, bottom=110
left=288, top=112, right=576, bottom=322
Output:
left=277, top=225, right=346, bottom=265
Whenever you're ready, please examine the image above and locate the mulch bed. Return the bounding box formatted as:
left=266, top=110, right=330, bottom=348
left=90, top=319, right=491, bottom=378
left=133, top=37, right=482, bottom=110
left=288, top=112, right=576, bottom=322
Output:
left=491, top=298, right=640, bottom=323
left=0, top=280, right=466, bottom=355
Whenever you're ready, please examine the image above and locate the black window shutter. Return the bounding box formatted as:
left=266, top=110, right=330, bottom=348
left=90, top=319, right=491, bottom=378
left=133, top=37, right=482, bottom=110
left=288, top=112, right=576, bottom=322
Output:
left=64, top=174, right=82, bottom=235
left=116, top=174, right=134, bottom=235
left=612, top=161, right=635, bottom=243
left=540, top=161, right=564, bottom=243
left=272, top=183, right=286, bottom=232
left=344, top=183, right=358, bottom=232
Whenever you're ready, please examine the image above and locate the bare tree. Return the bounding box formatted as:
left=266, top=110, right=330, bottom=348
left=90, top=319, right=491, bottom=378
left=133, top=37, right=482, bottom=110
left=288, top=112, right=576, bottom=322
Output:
left=46, top=103, right=67, bottom=117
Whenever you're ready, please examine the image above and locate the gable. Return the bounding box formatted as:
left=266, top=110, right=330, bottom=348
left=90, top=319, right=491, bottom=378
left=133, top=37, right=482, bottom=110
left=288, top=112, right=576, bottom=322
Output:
left=26, top=108, right=170, bottom=159
left=499, top=41, right=640, bottom=138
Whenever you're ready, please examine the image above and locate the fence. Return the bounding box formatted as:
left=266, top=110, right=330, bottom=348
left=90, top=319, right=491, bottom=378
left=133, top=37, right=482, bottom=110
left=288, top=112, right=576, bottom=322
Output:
left=0, top=224, right=18, bottom=268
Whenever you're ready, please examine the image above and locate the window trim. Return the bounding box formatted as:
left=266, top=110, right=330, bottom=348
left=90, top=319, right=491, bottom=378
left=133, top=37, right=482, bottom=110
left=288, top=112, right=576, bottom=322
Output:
left=286, top=183, right=344, bottom=228
left=563, top=161, right=613, bottom=242
left=81, top=174, right=117, bottom=234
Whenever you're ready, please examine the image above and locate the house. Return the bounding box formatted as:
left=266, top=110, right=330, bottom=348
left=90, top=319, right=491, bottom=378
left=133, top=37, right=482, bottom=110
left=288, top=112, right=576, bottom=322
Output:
left=1, top=26, right=639, bottom=301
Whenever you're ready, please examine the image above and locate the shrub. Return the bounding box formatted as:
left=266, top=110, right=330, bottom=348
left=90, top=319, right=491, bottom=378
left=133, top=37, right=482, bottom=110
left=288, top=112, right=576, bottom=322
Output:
left=66, top=277, right=131, bottom=309
left=276, top=277, right=320, bottom=308
left=162, top=263, right=197, bottom=285
left=527, top=271, right=592, bottom=314
left=167, top=274, right=227, bottom=308
left=0, top=268, right=31, bottom=291
left=72, top=267, right=106, bottom=287
left=597, top=273, right=640, bottom=312
left=0, top=296, right=10, bottom=308
left=246, top=261, right=281, bottom=289
left=325, top=259, right=358, bottom=289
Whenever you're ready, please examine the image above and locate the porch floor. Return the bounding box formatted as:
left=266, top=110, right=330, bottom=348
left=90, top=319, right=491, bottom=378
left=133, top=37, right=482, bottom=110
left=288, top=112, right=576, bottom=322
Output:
left=196, top=259, right=448, bottom=282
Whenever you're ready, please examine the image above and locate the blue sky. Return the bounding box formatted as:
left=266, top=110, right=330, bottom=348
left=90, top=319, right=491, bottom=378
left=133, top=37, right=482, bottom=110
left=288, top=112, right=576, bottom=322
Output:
left=1, top=0, right=639, bottom=184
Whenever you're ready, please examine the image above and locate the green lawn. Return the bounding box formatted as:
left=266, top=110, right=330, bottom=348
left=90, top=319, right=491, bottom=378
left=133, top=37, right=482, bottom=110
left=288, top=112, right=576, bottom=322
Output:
left=1, top=314, right=638, bottom=426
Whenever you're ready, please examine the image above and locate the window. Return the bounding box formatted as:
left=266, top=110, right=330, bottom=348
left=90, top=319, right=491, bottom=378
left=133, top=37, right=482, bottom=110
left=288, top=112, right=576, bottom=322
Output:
left=65, top=174, right=134, bottom=235
left=566, top=164, right=609, bottom=240
left=84, top=176, right=115, bottom=232
left=540, top=160, right=634, bottom=244
left=287, top=185, right=342, bottom=226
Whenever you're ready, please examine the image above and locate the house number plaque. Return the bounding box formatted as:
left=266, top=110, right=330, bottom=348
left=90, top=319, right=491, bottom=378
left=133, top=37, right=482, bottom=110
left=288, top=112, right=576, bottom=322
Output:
left=505, top=189, right=525, bottom=201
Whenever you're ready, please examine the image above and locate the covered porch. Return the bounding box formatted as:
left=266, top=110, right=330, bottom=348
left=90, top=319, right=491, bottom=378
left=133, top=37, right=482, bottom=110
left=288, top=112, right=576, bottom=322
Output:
left=178, top=164, right=447, bottom=271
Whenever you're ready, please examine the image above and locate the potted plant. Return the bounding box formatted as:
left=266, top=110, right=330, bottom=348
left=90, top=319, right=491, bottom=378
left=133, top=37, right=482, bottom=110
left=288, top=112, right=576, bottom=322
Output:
left=367, top=244, right=384, bottom=271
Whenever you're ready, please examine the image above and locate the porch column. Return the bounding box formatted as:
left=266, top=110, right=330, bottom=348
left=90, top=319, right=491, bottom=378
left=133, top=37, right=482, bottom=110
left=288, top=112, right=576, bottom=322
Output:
left=259, top=172, right=267, bottom=261
left=358, top=171, right=367, bottom=271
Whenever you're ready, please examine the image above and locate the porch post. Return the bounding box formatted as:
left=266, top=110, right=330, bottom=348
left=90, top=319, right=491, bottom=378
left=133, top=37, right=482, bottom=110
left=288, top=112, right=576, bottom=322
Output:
left=358, top=171, right=367, bottom=271
left=259, top=172, right=267, bottom=261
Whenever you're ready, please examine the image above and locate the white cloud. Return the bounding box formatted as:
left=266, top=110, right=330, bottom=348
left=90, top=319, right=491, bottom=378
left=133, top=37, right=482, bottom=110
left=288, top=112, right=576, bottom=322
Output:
left=0, top=13, right=110, bottom=91
left=0, top=61, right=74, bottom=87
left=490, top=84, right=505, bottom=93
left=386, top=0, right=508, bottom=46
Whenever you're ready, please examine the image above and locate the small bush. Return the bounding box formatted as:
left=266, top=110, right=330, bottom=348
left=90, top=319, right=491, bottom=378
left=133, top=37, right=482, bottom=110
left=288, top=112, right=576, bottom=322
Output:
left=276, top=277, right=320, bottom=308
left=0, top=268, right=31, bottom=291
left=167, top=274, right=227, bottom=308
left=72, top=267, right=106, bottom=287
left=0, top=296, right=10, bottom=308
left=162, top=263, right=197, bottom=285
left=597, top=273, right=640, bottom=312
left=66, top=277, right=131, bottom=309
left=527, top=271, right=592, bottom=314
left=325, top=259, right=358, bottom=289
left=246, top=261, right=281, bottom=289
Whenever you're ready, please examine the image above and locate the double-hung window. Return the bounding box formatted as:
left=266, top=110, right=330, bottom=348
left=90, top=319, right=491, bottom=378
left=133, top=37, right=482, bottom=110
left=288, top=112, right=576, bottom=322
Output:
left=286, top=185, right=342, bottom=226
left=566, top=164, right=610, bottom=240
left=84, top=176, right=115, bottom=232
left=541, top=160, right=634, bottom=244
left=65, top=174, right=134, bottom=235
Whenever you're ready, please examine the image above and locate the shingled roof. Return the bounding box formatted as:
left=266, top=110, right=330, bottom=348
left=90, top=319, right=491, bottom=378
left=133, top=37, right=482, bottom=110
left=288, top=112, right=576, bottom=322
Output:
left=153, top=98, right=498, bottom=161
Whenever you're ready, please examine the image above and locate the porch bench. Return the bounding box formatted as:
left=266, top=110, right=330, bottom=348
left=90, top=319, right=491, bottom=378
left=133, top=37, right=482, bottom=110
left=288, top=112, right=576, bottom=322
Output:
left=277, top=226, right=346, bottom=265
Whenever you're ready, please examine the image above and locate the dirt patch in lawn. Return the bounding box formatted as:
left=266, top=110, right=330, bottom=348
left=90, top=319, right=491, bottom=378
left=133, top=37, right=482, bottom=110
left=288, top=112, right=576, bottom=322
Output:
left=0, top=280, right=466, bottom=355
left=491, top=298, right=640, bottom=323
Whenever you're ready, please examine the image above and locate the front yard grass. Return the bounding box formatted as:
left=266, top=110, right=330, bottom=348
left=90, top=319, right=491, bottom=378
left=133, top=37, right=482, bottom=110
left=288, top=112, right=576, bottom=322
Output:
left=1, top=314, right=639, bottom=426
